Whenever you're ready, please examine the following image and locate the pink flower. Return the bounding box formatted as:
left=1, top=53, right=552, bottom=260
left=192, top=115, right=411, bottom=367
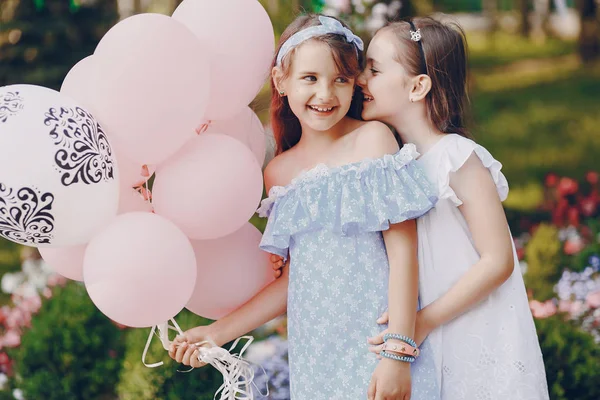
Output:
left=529, top=300, right=557, bottom=319
left=1, top=330, right=21, bottom=348
left=569, top=300, right=585, bottom=315
left=581, top=197, right=597, bottom=217
left=47, top=274, right=67, bottom=288
left=545, top=173, right=559, bottom=188
left=42, top=288, right=52, bottom=299
left=586, top=171, right=599, bottom=185
left=557, top=177, right=578, bottom=197
left=4, top=309, right=24, bottom=330
left=564, top=237, right=585, bottom=255
left=22, top=294, right=41, bottom=314
left=586, top=291, right=600, bottom=308
left=558, top=300, right=572, bottom=313
left=567, top=207, right=580, bottom=227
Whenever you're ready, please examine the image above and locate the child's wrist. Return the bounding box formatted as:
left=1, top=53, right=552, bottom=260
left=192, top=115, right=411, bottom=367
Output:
left=204, top=323, right=226, bottom=347
left=419, top=306, right=440, bottom=331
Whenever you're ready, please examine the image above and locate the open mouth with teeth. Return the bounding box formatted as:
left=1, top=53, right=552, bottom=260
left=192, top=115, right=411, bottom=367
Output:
left=308, top=105, right=336, bottom=114
left=363, top=94, right=374, bottom=102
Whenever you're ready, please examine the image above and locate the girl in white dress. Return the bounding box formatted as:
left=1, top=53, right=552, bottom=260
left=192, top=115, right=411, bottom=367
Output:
left=273, top=16, right=550, bottom=399
left=358, top=17, right=550, bottom=399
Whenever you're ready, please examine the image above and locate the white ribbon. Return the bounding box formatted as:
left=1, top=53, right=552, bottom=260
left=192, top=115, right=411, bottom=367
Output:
left=196, top=336, right=268, bottom=400
left=142, top=320, right=268, bottom=400
left=142, top=318, right=184, bottom=368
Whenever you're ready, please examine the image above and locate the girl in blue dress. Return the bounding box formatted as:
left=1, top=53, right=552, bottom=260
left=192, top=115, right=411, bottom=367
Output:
left=170, top=15, right=439, bottom=400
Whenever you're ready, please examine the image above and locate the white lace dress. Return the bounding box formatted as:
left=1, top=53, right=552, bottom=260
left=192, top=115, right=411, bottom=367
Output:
left=415, top=134, right=549, bottom=400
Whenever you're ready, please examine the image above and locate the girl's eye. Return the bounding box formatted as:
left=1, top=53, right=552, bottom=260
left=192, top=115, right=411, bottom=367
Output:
left=335, top=77, right=349, bottom=83
left=303, top=75, right=317, bottom=82
left=370, top=68, right=379, bottom=75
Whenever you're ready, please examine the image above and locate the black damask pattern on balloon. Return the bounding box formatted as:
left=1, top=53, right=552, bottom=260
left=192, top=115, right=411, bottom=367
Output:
left=0, top=183, right=55, bottom=245
left=0, top=91, right=24, bottom=123
left=44, top=107, right=115, bottom=186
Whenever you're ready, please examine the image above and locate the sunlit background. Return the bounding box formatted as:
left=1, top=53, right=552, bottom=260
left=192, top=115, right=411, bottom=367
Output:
left=0, top=0, right=599, bottom=399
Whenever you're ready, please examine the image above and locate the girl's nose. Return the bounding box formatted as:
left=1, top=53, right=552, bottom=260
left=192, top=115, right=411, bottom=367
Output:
left=317, top=83, right=334, bottom=102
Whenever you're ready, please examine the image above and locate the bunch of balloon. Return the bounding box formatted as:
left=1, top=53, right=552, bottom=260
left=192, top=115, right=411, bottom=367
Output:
left=0, top=0, right=275, bottom=333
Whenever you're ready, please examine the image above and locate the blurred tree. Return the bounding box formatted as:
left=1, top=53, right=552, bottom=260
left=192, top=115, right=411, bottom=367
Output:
left=519, top=0, right=531, bottom=37
left=0, top=0, right=119, bottom=90
left=576, top=0, right=600, bottom=62
left=482, top=0, right=499, bottom=33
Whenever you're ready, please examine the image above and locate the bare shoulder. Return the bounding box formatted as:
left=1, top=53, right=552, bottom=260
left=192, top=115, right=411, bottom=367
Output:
left=450, top=153, right=495, bottom=192
left=263, top=151, right=296, bottom=192
left=351, top=121, right=399, bottom=159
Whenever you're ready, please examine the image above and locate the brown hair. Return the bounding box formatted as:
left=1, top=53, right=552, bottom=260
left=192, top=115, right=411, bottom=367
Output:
left=270, top=14, right=364, bottom=155
left=383, top=17, right=471, bottom=138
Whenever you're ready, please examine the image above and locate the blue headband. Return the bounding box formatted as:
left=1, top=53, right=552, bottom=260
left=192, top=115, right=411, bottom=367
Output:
left=276, top=16, right=364, bottom=66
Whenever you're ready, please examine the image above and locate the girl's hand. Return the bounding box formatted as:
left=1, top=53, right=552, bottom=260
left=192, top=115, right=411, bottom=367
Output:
left=368, top=310, right=433, bottom=355
left=368, top=358, right=412, bottom=400
left=168, top=325, right=216, bottom=368
left=270, top=254, right=286, bottom=278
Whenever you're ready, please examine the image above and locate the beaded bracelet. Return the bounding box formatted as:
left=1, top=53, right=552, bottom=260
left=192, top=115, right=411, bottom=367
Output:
left=381, top=350, right=415, bottom=363
left=383, top=333, right=417, bottom=348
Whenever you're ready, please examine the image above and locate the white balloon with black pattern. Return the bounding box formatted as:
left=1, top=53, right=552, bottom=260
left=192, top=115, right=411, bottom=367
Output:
left=0, top=84, right=119, bottom=248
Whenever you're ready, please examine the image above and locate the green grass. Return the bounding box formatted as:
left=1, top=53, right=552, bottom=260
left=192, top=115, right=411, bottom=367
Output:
left=467, top=31, right=577, bottom=70
left=471, top=62, right=600, bottom=192
left=462, top=32, right=598, bottom=210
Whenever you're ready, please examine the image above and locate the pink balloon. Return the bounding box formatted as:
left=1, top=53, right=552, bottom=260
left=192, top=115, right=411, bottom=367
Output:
left=152, top=133, right=263, bottom=240
left=61, top=57, right=156, bottom=187
left=118, top=187, right=153, bottom=214
left=60, top=55, right=100, bottom=115
left=83, top=212, right=197, bottom=327
left=186, top=223, right=273, bottom=319
left=93, top=13, right=210, bottom=165
left=39, top=189, right=152, bottom=282
left=39, top=245, right=87, bottom=281
left=205, top=107, right=266, bottom=166
left=173, top=0, right=274, bottom=120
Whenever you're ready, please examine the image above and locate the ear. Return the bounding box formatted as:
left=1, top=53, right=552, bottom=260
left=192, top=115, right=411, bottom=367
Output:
left=409, top=74, right=432, bottom=102
left=272, top=66, right=286, bottom=95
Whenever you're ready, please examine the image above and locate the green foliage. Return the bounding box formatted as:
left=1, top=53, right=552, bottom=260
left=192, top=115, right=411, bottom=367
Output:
left=117, top=309, right=221, bottom=400
left=0, top=0, right=119, bottom=90
left=11, top=282, right=124, bottom=400
left=0, top=239, right=22, bottom=304
left=524, top=224, right=563, bottom=300
left=535, top=315, right=600, bottom=400
left=0, top=391, right=16, bottom=400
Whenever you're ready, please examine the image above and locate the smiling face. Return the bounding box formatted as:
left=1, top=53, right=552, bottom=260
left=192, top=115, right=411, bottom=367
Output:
left=357, top=29, right=412, bottom=125
left=276, top=39, right=356, bottom=133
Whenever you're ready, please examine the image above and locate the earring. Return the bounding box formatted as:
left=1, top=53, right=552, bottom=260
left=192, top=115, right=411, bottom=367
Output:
left=279, top=90, right=285, bottom=96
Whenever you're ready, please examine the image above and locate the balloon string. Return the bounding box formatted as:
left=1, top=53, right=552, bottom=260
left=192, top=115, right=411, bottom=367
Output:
left=142, top=319, right=269, bottom=399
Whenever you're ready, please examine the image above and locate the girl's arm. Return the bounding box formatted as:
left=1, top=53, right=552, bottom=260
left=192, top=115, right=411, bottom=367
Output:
left=207, top=264, right=289, bottom=346
left=382, top=219, right=419, bottom=340
left=170, top=266, right=288, bottom=366
left=368, top=219, right=418, bottom=399
left=419, top=153, right=514, bottom=333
